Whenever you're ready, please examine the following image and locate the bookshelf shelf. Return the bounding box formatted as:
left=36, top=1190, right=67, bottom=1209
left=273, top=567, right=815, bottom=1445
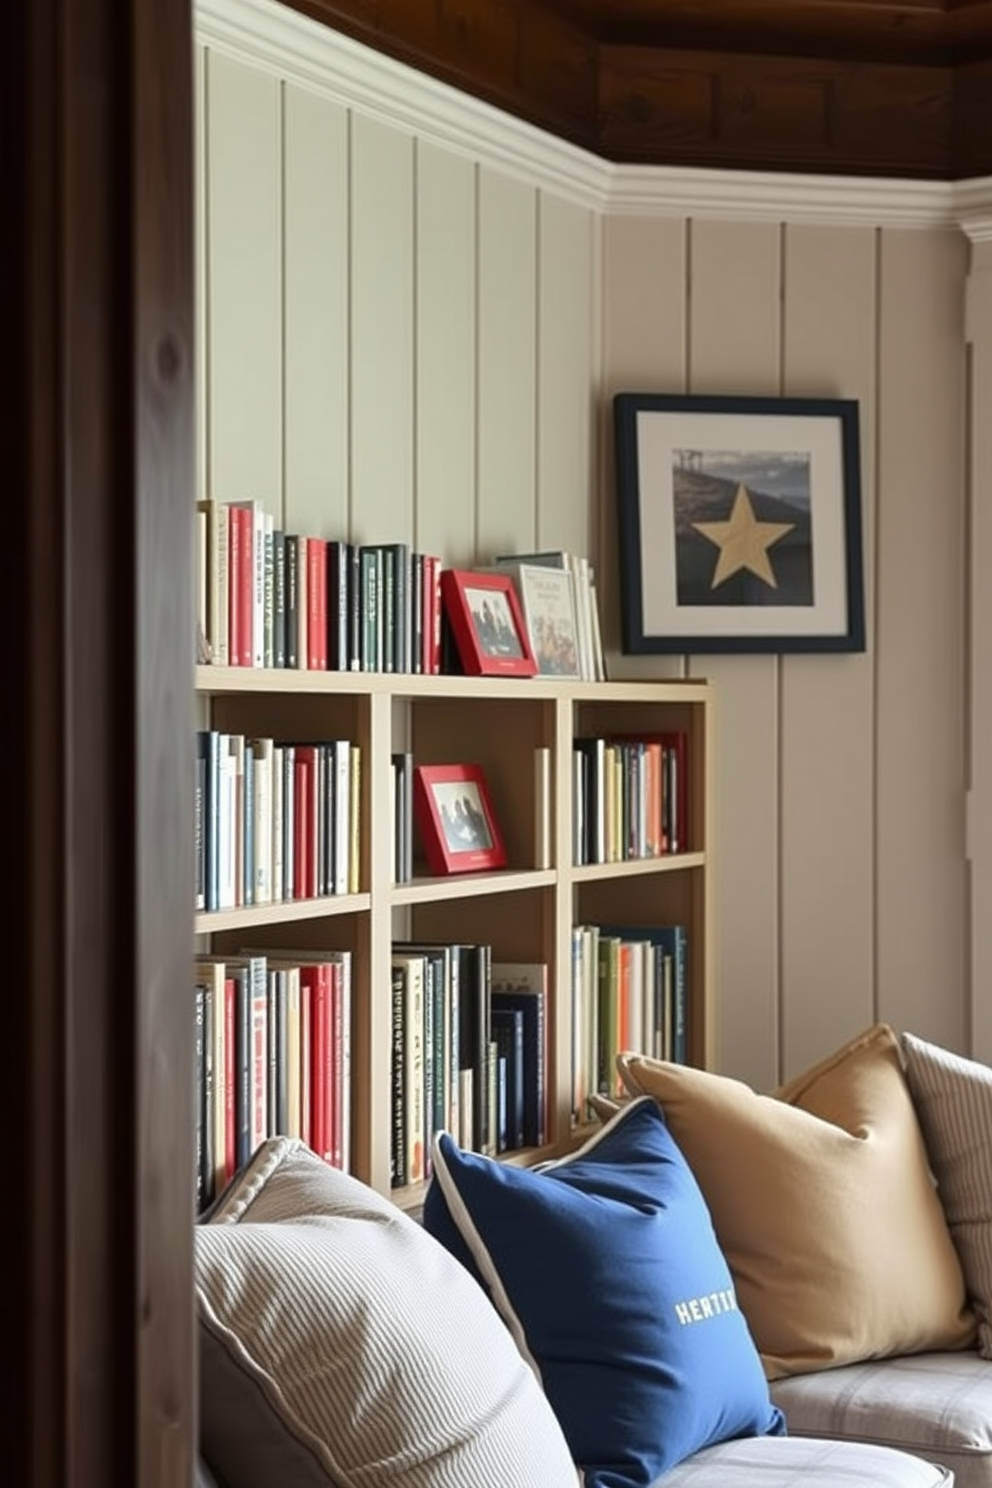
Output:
left=569, top=851, right=706, bottom=883
left=390, top=868, right=557, bottom=906
left=194, top=893, right=371, bottom=936
left=194, top=668, right=714, bottom=1202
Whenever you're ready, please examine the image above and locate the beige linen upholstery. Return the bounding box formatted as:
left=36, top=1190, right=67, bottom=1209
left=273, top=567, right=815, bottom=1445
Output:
left=660, top=1433, right=956, bottom=1487
left=900, top=1032, right=992, bottom=1360
left=772, top=1352, right=991, bottom=1488
left=618, top=1024, right=976, bottom=1379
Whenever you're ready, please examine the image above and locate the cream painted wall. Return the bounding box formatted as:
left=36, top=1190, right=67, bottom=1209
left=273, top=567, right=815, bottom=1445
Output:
left=194, top=16, right=975, bottom=1091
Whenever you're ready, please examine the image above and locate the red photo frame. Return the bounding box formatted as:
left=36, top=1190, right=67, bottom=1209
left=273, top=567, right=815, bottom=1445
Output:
left=440, top=569, right=538, bottom=677
left=413, top=763, right=508, bottom=875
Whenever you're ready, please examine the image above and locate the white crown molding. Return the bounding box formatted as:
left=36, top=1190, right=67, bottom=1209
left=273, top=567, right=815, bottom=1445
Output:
left=195, top=0, right=992, bottom=233
left=955, top=178, right=992, bottom=243
left=194, top=0, right=612, bottom=210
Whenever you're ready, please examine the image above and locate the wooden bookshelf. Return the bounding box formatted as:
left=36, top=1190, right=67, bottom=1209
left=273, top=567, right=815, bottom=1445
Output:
left=194, top=666, right=714, bottom=1202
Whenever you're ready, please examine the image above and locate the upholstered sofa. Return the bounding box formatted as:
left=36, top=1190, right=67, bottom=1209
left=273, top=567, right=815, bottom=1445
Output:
left=195, top=1024, right=992, bottom=1488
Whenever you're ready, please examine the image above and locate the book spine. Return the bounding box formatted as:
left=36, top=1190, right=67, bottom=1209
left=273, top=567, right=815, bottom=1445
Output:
left=262, top=513, right=275, bottom=669
left=390, top=962, right=406, bottom=1187
left=272, top=529, right=286, bottom=668
left=284, top=535, right=298, bottom=669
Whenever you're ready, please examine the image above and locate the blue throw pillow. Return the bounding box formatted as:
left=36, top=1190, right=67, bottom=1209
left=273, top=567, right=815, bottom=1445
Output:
left=423, top=1095, right=785, bottom=1488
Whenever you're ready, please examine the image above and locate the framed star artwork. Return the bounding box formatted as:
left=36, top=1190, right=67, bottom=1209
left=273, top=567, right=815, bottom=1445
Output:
left=613, top=392, right=866, bottom=653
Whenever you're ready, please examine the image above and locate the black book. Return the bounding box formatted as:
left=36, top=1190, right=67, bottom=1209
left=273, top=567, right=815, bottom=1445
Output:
left=272, top=530, right=286, bottom=668
left=491, top=1006, right=525, bottom=1151
left=490, top=973, right=546, bottom=1148
left=326, top=539, right=351, bottom=672
left=284, top=534, right=299, bottom=669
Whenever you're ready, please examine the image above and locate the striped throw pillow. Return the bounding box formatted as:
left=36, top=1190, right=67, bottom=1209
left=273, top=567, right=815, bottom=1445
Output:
left=196, top=1137, right=580, bottom=1488
left=901, top=1031, right=992, bottom=1359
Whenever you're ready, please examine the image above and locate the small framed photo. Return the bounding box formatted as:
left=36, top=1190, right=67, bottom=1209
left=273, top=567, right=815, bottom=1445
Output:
left=413, top=763, right=508, bottom=875
left=614, top=391, right=866, bottom=654
left=440, top=569, right=538, bottom=677
left=500, top=563, right=582, bottom=678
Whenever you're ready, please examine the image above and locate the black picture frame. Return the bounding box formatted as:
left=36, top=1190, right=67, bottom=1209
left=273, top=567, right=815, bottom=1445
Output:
left=614, top=392, right=866, bottom=654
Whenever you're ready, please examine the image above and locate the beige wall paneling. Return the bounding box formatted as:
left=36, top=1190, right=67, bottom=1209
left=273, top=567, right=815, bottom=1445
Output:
left=688, top=220, right=782, bottom=1089
left=600, top=215, right=687, bottom=680
left=283, top=85, right=349, bottom=539
left=780, top=226, right=877, bottom=1078
left=876, top=228, right=969, bottom=1050
left=536, top=194, right=595, bottom=559
left=195, top=45, right=208, bottom=503
left=476, top=168, right=538, bottom=560
left=966, top=240, right=992, bottom=1061
left=350, top=113, right=415, bottom=544
left=206, top=48, right=282, bottom=513
left=415, top=143, right=477, bottom=566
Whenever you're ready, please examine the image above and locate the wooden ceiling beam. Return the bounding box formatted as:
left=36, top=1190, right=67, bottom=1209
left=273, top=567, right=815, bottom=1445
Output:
left=279, top=0, right=992, bottom=178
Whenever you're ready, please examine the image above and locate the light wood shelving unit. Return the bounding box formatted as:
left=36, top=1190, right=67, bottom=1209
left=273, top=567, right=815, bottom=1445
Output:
left=196, top=665, right=714, bottom=1205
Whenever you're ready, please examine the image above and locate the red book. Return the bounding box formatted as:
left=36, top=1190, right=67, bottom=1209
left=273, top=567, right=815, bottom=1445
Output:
left=302, top=963, right=333, bottom=1165
left=227, top=504, right=241, bottom=667
left=234, top=505, right=253, bottom=667
left=307, top=537, right=327, bottom=671
left=328, top=959, right=343, bottom=1170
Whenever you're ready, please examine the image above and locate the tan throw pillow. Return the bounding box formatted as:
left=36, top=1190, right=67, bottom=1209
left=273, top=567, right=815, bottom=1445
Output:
left=900, top=1030, right=992, bottom=1359
left=617, top=1023, right=976, bottom=1380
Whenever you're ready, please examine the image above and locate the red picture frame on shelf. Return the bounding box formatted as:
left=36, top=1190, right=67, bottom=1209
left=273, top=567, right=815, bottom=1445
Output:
left=440, top=568, right=538, bottom=677
left=413, top=763, right=508, bottom=875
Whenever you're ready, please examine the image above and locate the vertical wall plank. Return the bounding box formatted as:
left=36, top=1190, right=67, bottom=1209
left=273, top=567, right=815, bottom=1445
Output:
left=477, top=167, right=538, bottom=560
left=780, top=225, right=877, bottom=1077
left=600, top=215, right=687, bottom=678
left=537, top=194, right=595, bottom=557
left=207, top=49, right=282, bottom=509
left=876, top=228, right=969, bottom=1049
left=194, top=44, right=208, bottom=502
left=351, top=113, right=415, bottom=544
left=689, top=219, right=782, bottom=1088
left=415, top=142, right=476, bottom=566
left=283, top=85, right=349, bottom=538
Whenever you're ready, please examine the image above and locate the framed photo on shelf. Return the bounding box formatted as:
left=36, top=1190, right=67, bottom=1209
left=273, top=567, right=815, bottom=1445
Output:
left=498, top=562, right=582, bottom=678
left=413, top=763, right=507, bottom=875
left=440, top=568, right=538, bottom=677
left=613, top=391, right=866, bottom=654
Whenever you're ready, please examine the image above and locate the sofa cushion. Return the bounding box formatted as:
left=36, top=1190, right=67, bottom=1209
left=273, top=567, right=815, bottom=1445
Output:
left=771, top=1352, right=992, bottom=1488
left=195, top=1136, right=580, bottom=1488
left=659, top=1433, right=956, bottom=1488
left=423, top=1095, right=785, bottom=1488
left=617, top=1023, right=976, bottom=1379
left=900, top=1031, right=992, bottom=1360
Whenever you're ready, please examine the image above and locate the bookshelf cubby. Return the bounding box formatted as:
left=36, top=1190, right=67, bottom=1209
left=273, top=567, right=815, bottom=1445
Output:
left=195, top=665, right=714, bottom=1208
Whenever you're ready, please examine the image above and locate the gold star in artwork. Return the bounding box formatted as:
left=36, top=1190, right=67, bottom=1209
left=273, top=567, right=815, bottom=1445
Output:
left=692, top=483, right=795, bottom=590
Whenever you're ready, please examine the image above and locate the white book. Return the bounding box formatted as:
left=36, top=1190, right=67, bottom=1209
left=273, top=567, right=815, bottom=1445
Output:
left=218, top=738, right=237, bottom=910
left=332, top=739, right=351, bottom=895
left=250, top=737, right=273, bottom=904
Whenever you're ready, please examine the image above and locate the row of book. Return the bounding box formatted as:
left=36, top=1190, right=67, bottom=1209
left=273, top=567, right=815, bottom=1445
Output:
left=390, top=945, right=549, bottom=1189
left=572, top=730, right=689, bottom=865
left=196, top=498, right=445, bottom=675
left=195, top=731, right=361, bottom=913
left=193, top=949, right=352, bottom=1213
left=570, top=922, right=688, bottom=1117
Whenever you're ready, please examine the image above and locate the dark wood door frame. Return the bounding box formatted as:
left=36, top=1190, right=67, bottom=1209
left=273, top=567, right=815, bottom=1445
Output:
left=7, top=2, right=196, bottom=1485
